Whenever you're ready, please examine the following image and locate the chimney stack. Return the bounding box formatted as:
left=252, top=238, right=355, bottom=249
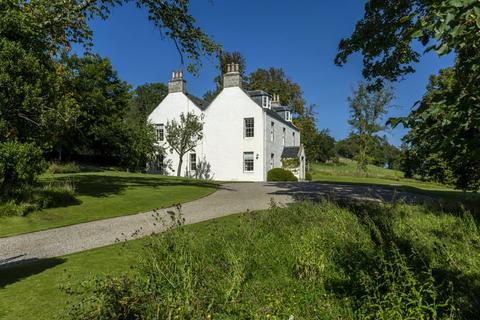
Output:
left=272, top=94, right=280, bottom=105
left=168, top=70, right=186, bottom=93
left=223, top=63, right=242, bottom=88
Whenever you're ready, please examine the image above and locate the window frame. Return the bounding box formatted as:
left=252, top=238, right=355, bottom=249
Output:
left=282, top=127, right=286, bottom=146
left=244, top=117, right=254, bottom=138
left=270, top=121, right=275, bottom=142
left=155, top=124, right=165, bottom=141
left=243, top=152, right=254, bottom=172
left=189, top=153, right=196, bottom=171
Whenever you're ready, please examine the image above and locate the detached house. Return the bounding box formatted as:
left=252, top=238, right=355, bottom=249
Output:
left=147, top=63, right=306, bottom=181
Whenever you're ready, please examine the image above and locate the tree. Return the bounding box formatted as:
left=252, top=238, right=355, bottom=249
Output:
left=165, top=112, right=203, bottom=177
left=203, top=51, right=246, bottom=102
left=336, top=0, right=480, bottom=189
left=314, top=130, right=336, bottom=163
left=246, top=67, right=305, bottom=116
left=129, top=83, right=168, bottom=124
left=348, top=83, right=394, bottom=173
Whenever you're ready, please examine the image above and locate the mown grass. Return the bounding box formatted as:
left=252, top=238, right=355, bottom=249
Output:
left=1, top=200, right=479, bottom=319
left=310, top=158, right=480, bottom=210
left=0, top=171, right=216, bottom=237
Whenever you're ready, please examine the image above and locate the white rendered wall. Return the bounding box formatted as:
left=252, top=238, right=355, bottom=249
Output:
left=203, top=87, right=265, bottom=181
left=147, top=92, right=204, bottom=176
left=264, top=114, right=300, bottom=175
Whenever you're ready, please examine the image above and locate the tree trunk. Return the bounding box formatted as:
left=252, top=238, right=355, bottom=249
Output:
left=177, top=156, right=183, bottom=177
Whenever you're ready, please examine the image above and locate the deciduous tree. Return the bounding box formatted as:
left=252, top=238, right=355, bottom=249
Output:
left=165, top=112, right=203, bottom=177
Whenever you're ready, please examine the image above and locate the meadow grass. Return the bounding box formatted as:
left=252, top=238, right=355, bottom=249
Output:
left=1, top=200, right=478, bottom=319
left=0, top=171, right=216, bottom=237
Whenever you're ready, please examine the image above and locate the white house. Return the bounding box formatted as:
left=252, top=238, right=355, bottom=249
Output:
left=147, top=64, right=305, bottom=181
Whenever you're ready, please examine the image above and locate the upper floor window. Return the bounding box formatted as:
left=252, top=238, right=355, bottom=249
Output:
left=155, top=124, right=164, bottom=141
left=270, top=121, right=275, bottom=142
left=286, top=111, right=292, bottom=122
left=244, top=118, right=254, bottom=137
left=282, top=128, right=286, bottom=145
left=262, top=96, right=271, bottom=109
left=292, top=131, right=296, bottom=145
left=243, top=152, right=254, bottom=172
left=190, top=153, right=196, bottom=171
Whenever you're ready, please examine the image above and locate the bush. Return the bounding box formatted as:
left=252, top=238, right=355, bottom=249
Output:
left=47, top=162, right=81, bottom=174
left=0, top=141, right=45, bottom=195
left=267, top=168, right=298, bottom=181
left=0, top=200, right=35, bottom=217
left=305, top=172, right=312, bottom=181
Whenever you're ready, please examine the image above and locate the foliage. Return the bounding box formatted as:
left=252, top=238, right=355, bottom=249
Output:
left=47, top=162, right=81, bottom=174
left=281, top=157, right=300, bottom=169
left=348, top=82, right=394, bottom=174
left=203, top=51, right=246, bottom=102
left=128, top=82, right=168, bottom=123
left=267, top=168, right=298, bottom=181
left=395, top=68, right=479, bottom=190
left=336, top=0, right=480, bottom=190
left=0, top=141, right=45, bottom=195
left=246, top=67, right=306, bottom=115
left=165, top=112, right=203, bottom=177
left=59, top=200, right=475, bottom=319
left=305, top=172, right=312, bottom=181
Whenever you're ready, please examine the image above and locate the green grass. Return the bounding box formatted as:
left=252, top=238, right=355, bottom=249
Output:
left=1, top=200, right=479, bottom=319
left=0, top=171, right=216, bottom=237
left=310, top=158, right=480, bottom=207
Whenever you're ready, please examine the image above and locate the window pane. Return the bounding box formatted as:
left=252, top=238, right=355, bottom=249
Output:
left=190, top=153, right=196, bottom=171
left=244, top=118, right=254, bottom=137
left=243, top=152, right=254, bottom=172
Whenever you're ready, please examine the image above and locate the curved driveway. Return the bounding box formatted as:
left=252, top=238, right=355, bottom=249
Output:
left=0, top=182, right=431, bottom=267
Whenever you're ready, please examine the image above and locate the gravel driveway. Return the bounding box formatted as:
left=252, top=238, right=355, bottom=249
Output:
left=0, top=182, right=431, bottom=267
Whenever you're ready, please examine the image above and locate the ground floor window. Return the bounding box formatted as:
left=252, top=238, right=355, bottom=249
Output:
left=270, top=153, right=274, bottom=169
left=243, top=152, right=254, bottom=172
left=190, top=153, right=196, bottom=171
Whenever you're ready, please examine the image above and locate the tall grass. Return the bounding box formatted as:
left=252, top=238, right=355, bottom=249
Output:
left=62, top=200, right=479, bottom=319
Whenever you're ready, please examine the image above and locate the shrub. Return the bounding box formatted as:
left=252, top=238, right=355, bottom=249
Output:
left=0, top=200, right=35, bottom=217
left=267, top=168, right=298, bottom=181
left=305, top=172, right=313, bottom=181
left=47, top=162, right=81, bottom=174
left=0, top=141, right=45, bottom=195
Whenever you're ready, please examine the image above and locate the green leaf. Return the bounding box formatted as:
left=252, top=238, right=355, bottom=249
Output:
left=475, top=7, right=480, bottom=29
left=436, top=43, right=450, bottom=55
left=411, top=29, right=424, bottom=38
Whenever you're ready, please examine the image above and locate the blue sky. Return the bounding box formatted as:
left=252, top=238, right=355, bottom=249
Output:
left=82, top=0, right=454, bottom=146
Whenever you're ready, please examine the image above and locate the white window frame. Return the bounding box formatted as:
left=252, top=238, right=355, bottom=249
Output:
left=243, top=152, right=254, bottom=172
left=189, top=153, right=196, bottom=171
left=282, top=127, right=286, bottom=146
left=155, top=124, right=164, bottom=141
left=292, top=131, right=296, bottom=145
left=270, top=153, right=274, bottom=169
left=244, top=118, right=254, bottom=138
left=270, top=121, right=275, bottom=142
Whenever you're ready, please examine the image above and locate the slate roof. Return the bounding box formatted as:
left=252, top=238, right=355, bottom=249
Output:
left=244, top=90, right=298, bottom=131
left=281, top=146, right=300, bottom=159
left=186, top=93, right=209, bottom=111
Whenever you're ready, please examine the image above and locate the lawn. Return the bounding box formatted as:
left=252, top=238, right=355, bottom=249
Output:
left=1, top=200, right=479, bottom=319
left=0, top=170, right=217, bottom=237
left=310, top=158, right=480, bottom=207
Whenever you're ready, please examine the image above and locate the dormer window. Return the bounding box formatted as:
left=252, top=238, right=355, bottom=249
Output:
left=286, top=111, right=292, bottom=122
left=262, top=95, right=271, bottom=109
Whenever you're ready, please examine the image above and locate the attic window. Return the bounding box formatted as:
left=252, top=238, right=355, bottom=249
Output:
left=262, top=96, right=271, bottom=109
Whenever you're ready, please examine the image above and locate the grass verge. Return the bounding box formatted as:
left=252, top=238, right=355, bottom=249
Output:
left=0, top=171, right=216, bottom=237
left=1, top=200, right=479, bottom=319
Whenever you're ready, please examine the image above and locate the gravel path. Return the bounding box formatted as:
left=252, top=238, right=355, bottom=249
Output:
left=0, top=182, right=431, bottom=267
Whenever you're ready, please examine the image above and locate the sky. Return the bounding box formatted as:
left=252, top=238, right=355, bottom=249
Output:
left=81, top=0, right=455, bottom=146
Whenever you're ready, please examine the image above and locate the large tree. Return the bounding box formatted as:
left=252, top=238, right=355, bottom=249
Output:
left=336, top=0, right=480, bottom=190
left=348, top=82, right=394, bottom=173
left=203, top=51, right=246, bottom=102
left=165, top=112, right=203, bottom=177
left=246, top=68, right=305, bottom=116
left=129, top=82, right=168, bottom=124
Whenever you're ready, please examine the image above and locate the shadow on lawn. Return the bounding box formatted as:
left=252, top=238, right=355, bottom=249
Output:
left=268, top=180, right=480, bottom=217
left=44, top=174, right=218, bottom=199
left=0, top=257, right=65, bottom=288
